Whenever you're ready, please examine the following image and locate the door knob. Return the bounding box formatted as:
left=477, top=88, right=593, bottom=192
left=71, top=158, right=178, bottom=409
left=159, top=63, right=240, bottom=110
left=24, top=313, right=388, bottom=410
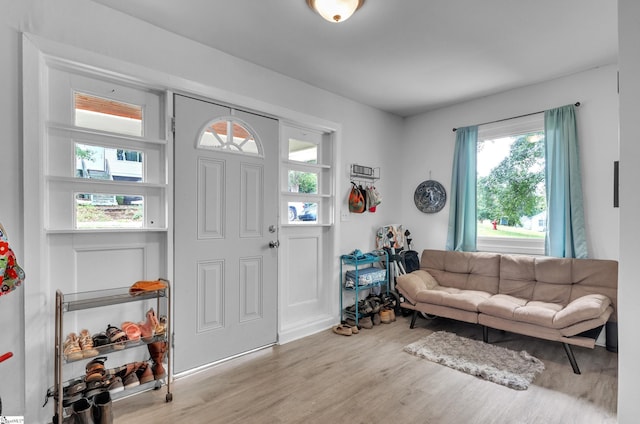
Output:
left=269, top=240, right=280, bottom=248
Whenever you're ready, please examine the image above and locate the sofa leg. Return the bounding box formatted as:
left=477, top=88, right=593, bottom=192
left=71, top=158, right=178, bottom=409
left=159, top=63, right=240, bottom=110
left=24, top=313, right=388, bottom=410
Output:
left=410, top=310, right=418, bottom=329
left=562, top=343, right=581, bottom=374
left=483, top=326, right=489, bottom=343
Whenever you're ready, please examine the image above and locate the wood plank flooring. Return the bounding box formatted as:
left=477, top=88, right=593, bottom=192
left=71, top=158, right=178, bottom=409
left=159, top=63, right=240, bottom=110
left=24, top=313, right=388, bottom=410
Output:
left=114, top=314, right=617, bottom=424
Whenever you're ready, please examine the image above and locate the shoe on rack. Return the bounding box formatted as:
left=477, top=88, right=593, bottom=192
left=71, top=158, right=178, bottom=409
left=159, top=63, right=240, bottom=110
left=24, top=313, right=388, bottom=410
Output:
left=84, top=379, right=108, bottom=399
left=138, top=310, right=155, bottom=343
left=63, top=333, right=84, bottom=361
left=105, top=324, right=128, bottom=350
left=85, top=356, right=108, bottom=383
left=107, top=376, right=124, bottom=396
left=79, top=329, right=99, bottom=358
left=368, top=296, right=382, bottom=314
left=121, top=321, right=141, bottom=345
left=136, top=361, right=154, bottom=385
left=92, top=332, right=110, bottom=353
left=123, top=367, right=140, bottom=389
left=146, top=308, right=166, bottom=337
left=147, top=340, right=167, bottom=380
left=360, top=300, right=374, bottom=315
left=372, top=312, right=381, bottom=326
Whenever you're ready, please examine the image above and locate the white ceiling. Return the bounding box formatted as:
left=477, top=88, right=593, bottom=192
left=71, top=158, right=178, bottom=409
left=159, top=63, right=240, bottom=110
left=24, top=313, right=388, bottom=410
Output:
left=91, top=0, right=618, bottom=117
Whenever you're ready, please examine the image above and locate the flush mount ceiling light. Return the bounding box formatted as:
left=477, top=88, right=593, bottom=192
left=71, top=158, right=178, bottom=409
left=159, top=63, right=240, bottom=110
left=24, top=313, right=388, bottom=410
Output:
left=306, top=0, right=365, bottom=23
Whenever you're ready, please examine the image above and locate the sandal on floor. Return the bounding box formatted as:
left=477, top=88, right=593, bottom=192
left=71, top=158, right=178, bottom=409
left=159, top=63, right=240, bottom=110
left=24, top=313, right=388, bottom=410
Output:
left=341, top=321, right=359, bottom=334
left=332, top=324, right=352, bottom=336
left=63, top=332, right=83, bottom=361
left=105, top=324, right=128, bottom=349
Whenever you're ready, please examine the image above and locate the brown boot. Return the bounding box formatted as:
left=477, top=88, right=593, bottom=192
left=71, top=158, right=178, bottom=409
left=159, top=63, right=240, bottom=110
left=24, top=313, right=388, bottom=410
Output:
left=136, top=361, right=154, bottom=384
left=147, top=341, right=167, bottom=380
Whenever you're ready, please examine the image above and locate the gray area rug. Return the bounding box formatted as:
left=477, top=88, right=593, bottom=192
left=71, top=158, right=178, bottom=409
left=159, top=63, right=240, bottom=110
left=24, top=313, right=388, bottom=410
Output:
left=404, top=331, right=545, bottom=390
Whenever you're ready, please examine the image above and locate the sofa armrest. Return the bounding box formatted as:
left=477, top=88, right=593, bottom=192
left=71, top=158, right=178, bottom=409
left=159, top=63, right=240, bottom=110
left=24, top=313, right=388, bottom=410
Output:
left=396, top=270, right=439, bottom=301
left=553, top=294, right=612, bottom=328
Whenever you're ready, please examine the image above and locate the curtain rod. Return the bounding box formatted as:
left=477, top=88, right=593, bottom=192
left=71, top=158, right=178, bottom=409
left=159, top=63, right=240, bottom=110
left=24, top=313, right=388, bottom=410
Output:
left=452, top=102, right=580, bottom=132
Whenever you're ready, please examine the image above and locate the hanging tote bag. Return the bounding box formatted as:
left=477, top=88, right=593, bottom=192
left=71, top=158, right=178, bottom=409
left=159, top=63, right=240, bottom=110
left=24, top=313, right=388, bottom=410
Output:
left=367, top=185, right=382, bottom=212
left=348, top=182, right=365, bottom=213
left=0, top=223, right=25, bottom=296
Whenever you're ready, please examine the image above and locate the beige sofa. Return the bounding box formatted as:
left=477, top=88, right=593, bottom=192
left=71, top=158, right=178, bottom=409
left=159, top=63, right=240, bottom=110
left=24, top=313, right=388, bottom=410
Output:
left=395, top=249, right=618, bottom=374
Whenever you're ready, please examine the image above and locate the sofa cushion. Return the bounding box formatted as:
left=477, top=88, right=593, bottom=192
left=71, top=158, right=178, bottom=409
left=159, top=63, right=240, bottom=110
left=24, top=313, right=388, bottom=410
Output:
left=499, top=255, right=573, bottom=305
left=421, top=250, right=500, bottom=293
left=414, top=270, right=439, bottom=289
left=479, top=294, right=563, bottom=327
left=415, top=288, right=492, bottom=312
left=479, top=293, right=612, bottom=329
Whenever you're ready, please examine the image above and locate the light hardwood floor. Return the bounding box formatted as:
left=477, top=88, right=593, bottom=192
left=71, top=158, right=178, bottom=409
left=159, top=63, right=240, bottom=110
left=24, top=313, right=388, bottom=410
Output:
left=114, top=314, right=617, bottom=424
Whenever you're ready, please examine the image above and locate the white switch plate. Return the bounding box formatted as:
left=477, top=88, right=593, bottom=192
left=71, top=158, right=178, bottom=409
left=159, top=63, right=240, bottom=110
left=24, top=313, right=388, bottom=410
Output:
left=341, top=210, right=350, bottom=221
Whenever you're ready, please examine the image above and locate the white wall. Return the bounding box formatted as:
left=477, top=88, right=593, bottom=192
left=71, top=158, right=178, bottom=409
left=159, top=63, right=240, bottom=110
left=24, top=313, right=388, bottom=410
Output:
left=1, top=0, right=404, bottom=420
left=617, top=0, right=640, bottom=421
left=401, top=65, right=620, bottom=261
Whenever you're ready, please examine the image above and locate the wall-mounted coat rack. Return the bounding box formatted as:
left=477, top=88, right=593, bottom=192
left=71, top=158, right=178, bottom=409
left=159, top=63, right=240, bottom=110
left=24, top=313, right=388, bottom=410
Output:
left=350, top=163, right=380, bottom=184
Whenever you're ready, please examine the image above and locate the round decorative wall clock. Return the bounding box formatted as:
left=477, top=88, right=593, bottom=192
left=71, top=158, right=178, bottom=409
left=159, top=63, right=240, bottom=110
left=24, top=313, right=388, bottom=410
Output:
left=414, top=180, right=447, bottom=213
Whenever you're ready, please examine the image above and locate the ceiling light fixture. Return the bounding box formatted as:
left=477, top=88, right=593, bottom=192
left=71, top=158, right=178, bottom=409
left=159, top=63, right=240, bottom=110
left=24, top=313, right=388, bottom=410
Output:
left=306, top=0, right=364, bottom=23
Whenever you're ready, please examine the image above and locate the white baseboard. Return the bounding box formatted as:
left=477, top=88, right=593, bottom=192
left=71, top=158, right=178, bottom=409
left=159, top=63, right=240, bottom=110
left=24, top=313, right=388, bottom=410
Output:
left=278, top=314, right=336, bottom=344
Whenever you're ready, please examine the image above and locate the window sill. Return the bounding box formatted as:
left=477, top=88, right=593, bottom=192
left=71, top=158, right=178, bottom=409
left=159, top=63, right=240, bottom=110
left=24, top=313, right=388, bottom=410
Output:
left=477, top=236, right=544, bottom=255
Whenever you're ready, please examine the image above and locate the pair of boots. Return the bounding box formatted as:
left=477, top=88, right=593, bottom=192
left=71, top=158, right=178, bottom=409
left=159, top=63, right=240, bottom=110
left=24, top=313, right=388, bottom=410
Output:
left=72, top=391, right=112, bottom=424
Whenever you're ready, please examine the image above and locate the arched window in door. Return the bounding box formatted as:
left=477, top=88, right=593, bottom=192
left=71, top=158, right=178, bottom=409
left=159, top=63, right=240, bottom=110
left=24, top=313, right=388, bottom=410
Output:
left=198, top=117, right=263, bottom=156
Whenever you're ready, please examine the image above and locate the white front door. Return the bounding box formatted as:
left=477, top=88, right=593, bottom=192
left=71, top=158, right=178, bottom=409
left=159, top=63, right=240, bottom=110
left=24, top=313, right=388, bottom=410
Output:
left=173, top=94, right=279, bottom=373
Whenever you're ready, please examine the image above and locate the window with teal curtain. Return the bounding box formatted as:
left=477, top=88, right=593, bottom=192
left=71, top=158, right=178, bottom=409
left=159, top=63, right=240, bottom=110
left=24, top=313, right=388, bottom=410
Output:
left=544, top=104, right=588, bottom=258
left=446, top=126, right=478, bottom=251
